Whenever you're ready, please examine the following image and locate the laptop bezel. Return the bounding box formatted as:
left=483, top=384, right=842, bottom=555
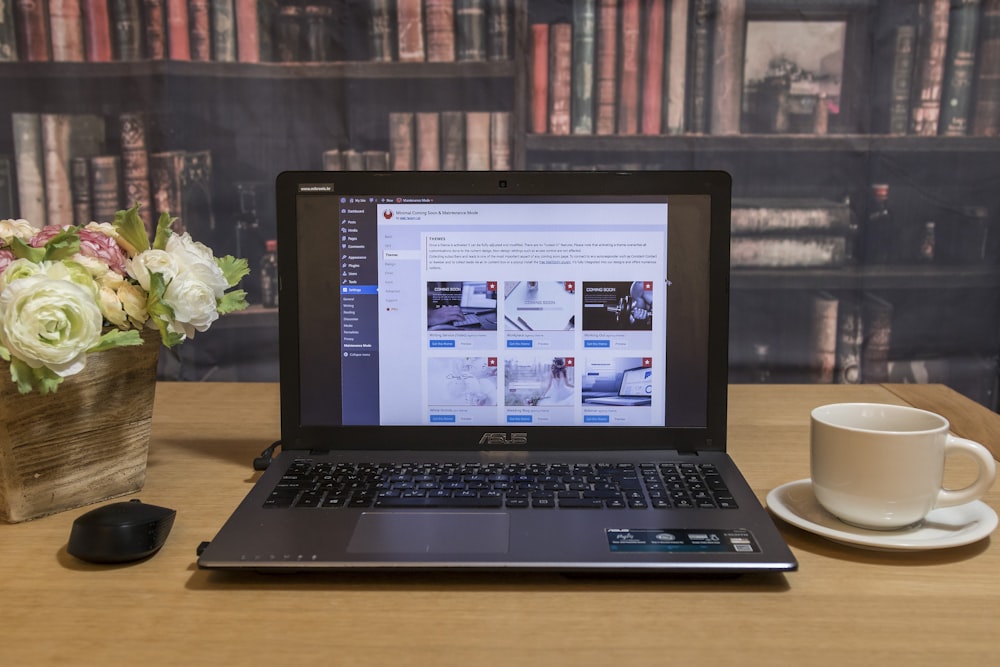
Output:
left=274, top=170, right=731, bottom=453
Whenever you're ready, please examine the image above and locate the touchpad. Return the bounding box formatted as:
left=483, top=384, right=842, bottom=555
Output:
left=347, top=512, right=510, bottom=555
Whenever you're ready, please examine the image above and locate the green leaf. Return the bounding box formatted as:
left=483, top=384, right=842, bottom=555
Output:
left=9, top=357, right=63, bottom=394
left=151, top=211, right=177, bottom=251
left=145, top=271, right=184, bottom=347
left=40, top=228, right=81, bottom=261
left=8, top=237, right=45, bottom=263
left=0, top=345, right=9, bottom=362
left=217, top=289, right=249, bottom=315
left=113, top=204, right=150, bottom=254
left=87, top=329, right=143, bottom=354
left=217, top=255, right=250, bottom=288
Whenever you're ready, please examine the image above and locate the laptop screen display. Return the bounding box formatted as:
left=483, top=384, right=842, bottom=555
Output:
left=285, top=174, right=723, bottom=438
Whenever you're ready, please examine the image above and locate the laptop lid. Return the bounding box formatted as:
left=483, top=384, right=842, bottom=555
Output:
left=274, top=170, right=731, bottom=454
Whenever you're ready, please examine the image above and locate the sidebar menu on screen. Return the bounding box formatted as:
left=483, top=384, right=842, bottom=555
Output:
left=339, top=198, right=380, bottom=424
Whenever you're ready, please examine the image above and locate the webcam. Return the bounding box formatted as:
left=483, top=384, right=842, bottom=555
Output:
left=498, top=179, right=508, bottom=188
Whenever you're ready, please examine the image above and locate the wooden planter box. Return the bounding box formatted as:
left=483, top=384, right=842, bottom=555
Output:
left=0, top=329, right=161, bottom=523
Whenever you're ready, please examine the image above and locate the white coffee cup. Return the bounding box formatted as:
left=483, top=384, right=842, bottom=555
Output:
left=810, top=402, right=996, bottom=530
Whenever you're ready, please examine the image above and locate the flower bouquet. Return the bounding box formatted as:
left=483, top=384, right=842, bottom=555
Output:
left=0, top=205, right=249, bottom=394
left=0, top=205, right=248, bottom=522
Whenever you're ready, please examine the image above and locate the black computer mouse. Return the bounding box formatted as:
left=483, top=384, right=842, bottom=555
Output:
left=67, top=499, right=176, bottom=564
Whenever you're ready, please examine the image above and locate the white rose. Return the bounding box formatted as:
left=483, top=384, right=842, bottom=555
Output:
left=127, top=249, right=178, bottom=291
left=166, top=233, right=228, bottom=298
left=163, top=276, right=219, bottom=338
left=0, top=218, right=37, bottom=243
left=0, top=275, right=103, bottom=377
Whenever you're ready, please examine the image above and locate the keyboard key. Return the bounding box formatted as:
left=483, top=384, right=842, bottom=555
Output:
left=375, top=496, right=503, bottom=508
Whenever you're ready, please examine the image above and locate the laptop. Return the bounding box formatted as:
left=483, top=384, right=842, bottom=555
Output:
left=197, top=170, right=797, bottom=574
left=583, top=366, right=653, bottom=406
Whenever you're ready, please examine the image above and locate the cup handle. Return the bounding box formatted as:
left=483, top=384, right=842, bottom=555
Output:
left=935, top=435, right=997, bottom=509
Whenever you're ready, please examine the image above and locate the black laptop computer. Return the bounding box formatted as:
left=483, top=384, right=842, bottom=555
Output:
left=197, top=170, right=797, bottom=574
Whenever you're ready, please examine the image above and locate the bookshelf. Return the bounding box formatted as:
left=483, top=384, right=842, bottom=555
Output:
left=1, top=0, right=999, bottom=407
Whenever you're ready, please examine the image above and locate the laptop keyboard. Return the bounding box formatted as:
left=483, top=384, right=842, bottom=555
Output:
left=263, top=461, right=739, bottom=510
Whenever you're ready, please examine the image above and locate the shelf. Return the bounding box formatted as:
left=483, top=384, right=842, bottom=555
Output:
left=732, top=265, right=1000, bottom=291
left=525, top=133, right=1000, bottom=154
left=0, top=60, right=516, bottom=81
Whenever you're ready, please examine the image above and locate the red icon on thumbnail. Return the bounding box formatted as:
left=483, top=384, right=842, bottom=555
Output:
left=643, top=281, right=653, bottom=291
left=487, top=358, right=498, bottom=367
left=564, top=281, right=576, bottom=293
left=642, top=358, right=652, bottom=367
left=564, top=357, right=575, bottom=367
left=487, top=281, right=498, bottom=291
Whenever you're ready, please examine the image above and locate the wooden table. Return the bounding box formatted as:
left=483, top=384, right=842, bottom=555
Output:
left=1, top=383, right=998, bottom=666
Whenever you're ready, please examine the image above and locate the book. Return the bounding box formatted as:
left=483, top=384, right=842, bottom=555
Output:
left=489, top=110, right=510, bottom=170
left=810, top=291, right=839, bottom=383
left=210, top=0, right=235, bottom=61
left=363, top=150, right=388, bottom=170
left=302, top=4, right=333, bottom=61
left=166, top=0, right=190, bottom=59
left=49, top=0, right=86, bottom=61
left=888, top=23, right=917, bottom=135
left=14, top=0, right=51, bottom=60
left=88, top=155, right=121, bottom=222
left=455, top=0, right=485, bottom=61
left=322, top=148, right=343, bottom=170
left=388, top=111, right=415, bottom=171
left=234, top=0, right=259, bottom=61
left=548, top=22, right=572, bottom=135
left=939, top=0, right=982, bottom=136
left=70, top=156, right=92, bottom=225
left=188, top=0, right=211, bottom=61
left=972, top=0, right=1000, bottom=136
left=149, top=150, right=185, bottom=224
left=80, top=0, right=113, bottom=61
left=110, top=0, right=144, bottom=60
left=11, top=113, right=46, bottom=225
left=0, top=0, right=16, bottom=61
left=731, top=198, right=852, bottom=234
left=530, top=23, right=548, bottom=133
left=42, top=113, right=106, bottom=229
left=368, top=0, right=393, bottom=62
left=440, top=110, right=465, bottom=170
left=177, top=149, right=214, bottom=240
left=486, top=0, right=508, bottom=60
left=273, top=3, right=302, bottom=61
left=910, top=0, right=951, bottom=135
left=616, top=0, right=640, bottom=135
left=664, top=0, right=688, bottom=134
left=594, top=0, right=616, bottom=135
left=396, top=0, right=424, bottom=62
left=425, top=0, right=455, bottom=62
left=464, top=110, right=491, bottom=170
left=0, top=156, right=15, bottom=219
left=343, top=148, right=365, bottom=170
left=861, top=292, right=894, bottom=383
left=119, top=112, right=152, bottom=236
left=571, top=0, right=595, bottom=134
left=835, top=295, right=863, bottom=384
left=710, top=0, right=744, bottom=135
left=730, top=236, right=848, bottom=268
left=640, top=0, right=665, bottom=135
left=143, top=0, right=166, bottom=59
left=415, top=111, right=441, bottom=171
left=687, top=0, right=712, bottom=134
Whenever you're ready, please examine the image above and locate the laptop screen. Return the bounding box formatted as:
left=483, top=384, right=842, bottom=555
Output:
left=277, top=171, right=730, bottom=452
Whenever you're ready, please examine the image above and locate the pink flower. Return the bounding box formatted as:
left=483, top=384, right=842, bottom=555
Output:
left=78, top=229, right=128, bottom=274
left=0, top=249, right=14, bottom=275
left=29, top=225, right=128, bottom=274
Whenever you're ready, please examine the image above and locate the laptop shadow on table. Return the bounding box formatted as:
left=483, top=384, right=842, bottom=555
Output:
left=186, top=566, right=791, bottom=594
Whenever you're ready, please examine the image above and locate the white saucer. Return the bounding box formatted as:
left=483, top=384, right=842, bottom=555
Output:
left=766, top=479, right=998, bottom=551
